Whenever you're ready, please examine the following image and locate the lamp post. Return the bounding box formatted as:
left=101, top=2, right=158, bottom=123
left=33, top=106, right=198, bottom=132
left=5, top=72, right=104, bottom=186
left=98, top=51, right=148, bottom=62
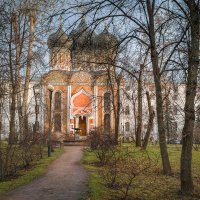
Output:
left=47, top=84, right=54, bottom=157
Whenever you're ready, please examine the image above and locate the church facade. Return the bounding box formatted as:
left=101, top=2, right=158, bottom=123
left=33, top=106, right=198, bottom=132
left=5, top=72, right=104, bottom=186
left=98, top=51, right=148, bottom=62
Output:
left=42, top=18, right=118, bottom=140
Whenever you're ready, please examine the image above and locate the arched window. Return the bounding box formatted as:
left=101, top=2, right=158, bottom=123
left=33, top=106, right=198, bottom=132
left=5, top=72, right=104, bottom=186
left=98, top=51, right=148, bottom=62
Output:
left=104, top=92, right=111, bottom=113
left=54, top=92, right=61, bottom=111
left=125, top=122, right=130, bottom=132
left=104, top=114, right=110, bottom=133
left=54, top=113, right=61, bottom=131
left=125, top=106, right=130, bottom=115
left=59, top=53, right=62, bottom=63
left=53, top=52, right=57, bottom=65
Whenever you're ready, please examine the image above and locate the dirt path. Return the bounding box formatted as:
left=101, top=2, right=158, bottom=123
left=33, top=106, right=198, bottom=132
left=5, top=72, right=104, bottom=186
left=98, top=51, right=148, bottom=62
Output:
left=2, top=146, right=88, bottom=200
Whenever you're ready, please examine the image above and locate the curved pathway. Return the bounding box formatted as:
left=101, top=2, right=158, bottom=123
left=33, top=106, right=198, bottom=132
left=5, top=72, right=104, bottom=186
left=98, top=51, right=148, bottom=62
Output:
left=2, top=146, right=88, bottom=200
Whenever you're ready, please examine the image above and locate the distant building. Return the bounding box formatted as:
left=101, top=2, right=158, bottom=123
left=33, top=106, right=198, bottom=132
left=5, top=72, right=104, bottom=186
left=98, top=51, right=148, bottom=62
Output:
left=120, top=79, right=200, bottom=142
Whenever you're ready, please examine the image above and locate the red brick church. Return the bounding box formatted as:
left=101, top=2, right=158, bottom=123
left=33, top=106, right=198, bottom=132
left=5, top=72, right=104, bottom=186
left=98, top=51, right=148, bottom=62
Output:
left=42, top=18, right=118, bottom=140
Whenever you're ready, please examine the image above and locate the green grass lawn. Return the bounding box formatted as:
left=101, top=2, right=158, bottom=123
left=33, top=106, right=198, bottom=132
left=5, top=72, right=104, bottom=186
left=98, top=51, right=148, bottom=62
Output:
left=82, top=144, right=200, bottom=200
left=0, top=147, right=64, bottom=196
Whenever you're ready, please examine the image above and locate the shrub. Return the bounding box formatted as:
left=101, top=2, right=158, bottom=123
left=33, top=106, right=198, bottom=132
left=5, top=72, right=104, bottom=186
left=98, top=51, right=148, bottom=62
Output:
left=101, top=147, right=157, bottom=200
left=88, top=129, right=115, bottom=166
left=0, top=132, right=46, bottom=181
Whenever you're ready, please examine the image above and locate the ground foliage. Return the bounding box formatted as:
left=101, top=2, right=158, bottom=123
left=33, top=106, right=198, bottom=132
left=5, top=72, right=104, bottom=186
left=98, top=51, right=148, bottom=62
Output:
left=0, top=137, right=45, bottom=180
left=82, top=144, right=200, bottom=200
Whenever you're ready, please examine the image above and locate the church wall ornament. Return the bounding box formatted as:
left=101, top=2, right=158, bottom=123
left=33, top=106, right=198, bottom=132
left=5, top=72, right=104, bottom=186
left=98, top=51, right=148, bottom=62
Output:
left=71, top=89, right=93, bottom=116
left=43, top=71, right=67, bottom=83
left=70, top=71, right=92, bottom=84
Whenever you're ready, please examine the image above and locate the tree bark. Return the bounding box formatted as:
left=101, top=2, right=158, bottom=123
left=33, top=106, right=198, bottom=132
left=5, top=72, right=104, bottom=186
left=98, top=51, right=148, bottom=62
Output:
left=146, top=0, right=171, bottom=175
left=8, top=19, right=16, bottom=144
left=114, top=79, right=120, bottom=145
left=142, top=91, right=155, bottom=150
left=12, top=12, right=22, bottom=141
left=165, top=98, right=170, bottom=143
left=21, top=13, right=36, bottom=138
left=136, top=64, right=143, bottom=147
left=107, top=67, right=120, bottom=145
left=132, top=92, right=137, bottom=142
left=180, top=1, right=199, bottom=194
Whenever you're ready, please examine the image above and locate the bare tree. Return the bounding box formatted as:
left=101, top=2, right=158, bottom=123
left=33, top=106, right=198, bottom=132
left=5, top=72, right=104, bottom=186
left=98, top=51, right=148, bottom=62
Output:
left=21, top=9, right=36, bottom=138
left=142, top=91, right=155, bottom=150
left=171, top=0, right=200, bottom=194
left=135, top=64, right=144, bottom=147
left=106, top=64, right=122, bottom=145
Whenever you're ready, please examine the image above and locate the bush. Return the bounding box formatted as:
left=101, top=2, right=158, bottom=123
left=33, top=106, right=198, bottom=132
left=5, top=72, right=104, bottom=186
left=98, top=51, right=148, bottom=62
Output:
left=0, top=143, right=19, bottom=180
left=88, top=129, right=115, bottom=165
left=88, top=129, right=158, bottom=199
left=0, top=133, right=46, bottom=181
left=101, top=146, right=130, bottom=188
left=101, top=147, right=157, bottom=200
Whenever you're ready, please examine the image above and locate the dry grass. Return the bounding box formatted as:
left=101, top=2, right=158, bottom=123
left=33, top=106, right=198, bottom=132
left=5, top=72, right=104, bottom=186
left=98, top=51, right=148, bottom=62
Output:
left=82, top=144, right=200, bottom=200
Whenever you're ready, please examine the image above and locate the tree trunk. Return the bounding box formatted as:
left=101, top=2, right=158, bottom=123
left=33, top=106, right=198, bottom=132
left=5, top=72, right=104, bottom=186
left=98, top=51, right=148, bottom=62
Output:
left=165, top=97, right=170, bottom=143
left=180, top=1, right=199, bottom=194
left=107, top=67, right=120, bottom=145
left=114, top=79, right=120, bottom=145
left=8, top=20, right=16, bottom=144
left=142, top=91, right=155, bottom=150
left=146, top=0, right=171, bottom=175
left=12, top=12, right=22, bottom=141
left=136, top=64, right=143, bottom=147
left=0, top=103, right=1, bottom=142
left=132, top=93, right=137, bottom=142
left=21, top=13, right=36, bottom=138
left=9, top=91, right=16, bottom=144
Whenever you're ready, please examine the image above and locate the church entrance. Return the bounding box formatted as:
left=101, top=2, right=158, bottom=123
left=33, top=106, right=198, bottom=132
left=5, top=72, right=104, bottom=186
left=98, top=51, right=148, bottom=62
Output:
left=79, top=116, right=87, bottom=136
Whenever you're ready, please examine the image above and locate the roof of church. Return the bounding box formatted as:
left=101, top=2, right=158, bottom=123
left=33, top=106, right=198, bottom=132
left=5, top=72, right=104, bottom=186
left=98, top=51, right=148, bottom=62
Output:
left=47, top=18, right=118, bottom=50
left=47, top=25, right=72, bottom=49
left=70, top=17, right=97, bottom=50
left=97, top=28, right=118, bottom=48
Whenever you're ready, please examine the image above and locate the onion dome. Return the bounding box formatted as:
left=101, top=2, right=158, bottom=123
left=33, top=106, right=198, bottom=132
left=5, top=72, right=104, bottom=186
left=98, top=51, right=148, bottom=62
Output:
left=97, top=28, right=118, bottom=49
left=47, top=25, right=72, bottom=49
left=70, top=18, right=97, bottom=49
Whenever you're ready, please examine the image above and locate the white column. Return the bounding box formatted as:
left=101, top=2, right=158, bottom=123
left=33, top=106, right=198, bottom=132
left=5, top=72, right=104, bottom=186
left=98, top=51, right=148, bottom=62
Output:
left=61, top=92, right=64, bottom=133
left=41, top=85, right=45, bottom=134
left=94, top=85, right=98, bottom=128
left=67, top=85, right=71, bottom=133
left=76, top=117, right=79, bottom=128
left=86, top=116, right=89, bottom=135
